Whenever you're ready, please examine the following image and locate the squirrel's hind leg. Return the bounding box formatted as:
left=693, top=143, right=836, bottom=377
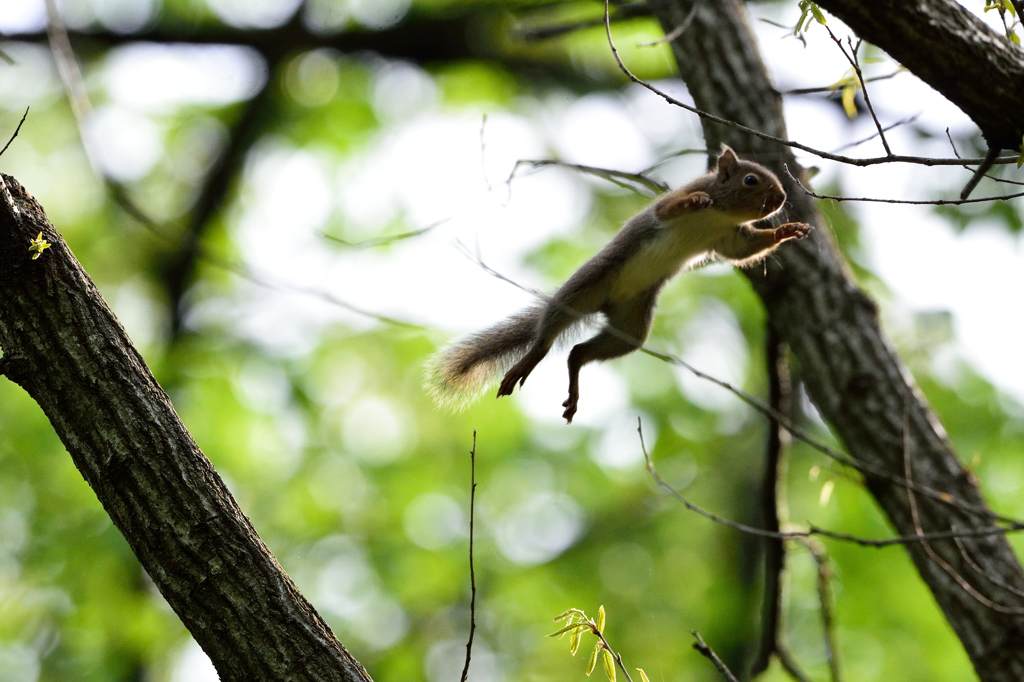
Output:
left=498, top=283, right=607, bottom=400
left=562, top=287, right=659, bottom=423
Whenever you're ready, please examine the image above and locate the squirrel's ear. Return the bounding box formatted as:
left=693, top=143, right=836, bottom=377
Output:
left=717, top=145, right=739, bottom=179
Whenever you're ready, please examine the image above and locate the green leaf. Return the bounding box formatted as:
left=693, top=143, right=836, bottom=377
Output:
left=548, top=622, right=586, bottom=638
left=586, top=642, right=601, bottom=676
left=637, top=669, right=651, bottom=682
left=570, top=628, right=582, bottom=656
left=810, top=3, right=827, bottom=25
left=842, top=84, right=858, bottom=118
left=596, top=605, right=606, bottom=634
left=603, top=648, right=617, bottom=682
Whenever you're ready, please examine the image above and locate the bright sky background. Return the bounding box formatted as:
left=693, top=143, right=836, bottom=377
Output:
left=2, top=2, right=1024, bottom=680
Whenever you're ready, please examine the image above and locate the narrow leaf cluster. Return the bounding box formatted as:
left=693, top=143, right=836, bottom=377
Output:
left=549, top=606, right=630, bottom=682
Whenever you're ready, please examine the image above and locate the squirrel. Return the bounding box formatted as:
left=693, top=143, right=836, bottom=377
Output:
left=425, top=145, right=812, bottom=423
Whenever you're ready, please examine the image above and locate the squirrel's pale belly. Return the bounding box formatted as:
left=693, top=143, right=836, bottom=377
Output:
left=610, top=222, right=715, bottom=300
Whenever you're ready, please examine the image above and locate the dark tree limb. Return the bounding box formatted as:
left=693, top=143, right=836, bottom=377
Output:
left=0, top=173, right=373, bottom=682
left=9, top=10, right=624, bottom=91
left=751, top=327, right=792, bottom=678
left=812, top=0, right=1024, bottom=151
left=642, top=1, right=1024, bottom=679
left=159, top=59, right=277, bottom=339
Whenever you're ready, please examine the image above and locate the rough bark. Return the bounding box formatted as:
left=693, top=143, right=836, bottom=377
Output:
left=644, top=0, right=1024, bottom=679
left=814, top=0, right=1024, bottom=150
left=0, top=174, right=372, bottom=682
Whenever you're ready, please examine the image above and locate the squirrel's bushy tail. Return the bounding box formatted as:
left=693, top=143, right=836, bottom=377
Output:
left=425, top=304, right=545, bottom=412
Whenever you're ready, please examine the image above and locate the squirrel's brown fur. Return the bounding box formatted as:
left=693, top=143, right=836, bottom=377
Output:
left=425, top=145, right=812, bottom=422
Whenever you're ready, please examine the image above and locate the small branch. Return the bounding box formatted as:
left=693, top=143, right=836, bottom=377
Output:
left=111, top=187, right=423, bottom=329
left=782, top=69, right=903, bottom=96
left=593, top=631, right=635, bottom=682
left=317, top=218, right=449, bottom=250
left=508, top=158, right=668, bottom=195
left=640, top=147, right=708, bottom=174
left=784, top=164, right=1024, bottom=205
left=953, top=529, right=1024, bottom=599
left=944, top=128, right=1024, bottom=188
left=691, top=632, right=739, bottom=682
left=775, top=648, right=813, bottom=682
left=637, top=419, right=1024, bottom=548
left=825, top=29, right=891, bottom=156
left=832, top=115, right=918, bottom=153
left=44, top=0, right=92, bottom=120
left=460, top=431, right=478, bottom=682
left=513, top=1, right=650, bottom=42
left=958, top=147, right=1002, bottom=201
left=636, top=5, right=696, bottom=46
left=0, top=107, right=28, bottom=159
left=797, top=538, right=842, bottom=682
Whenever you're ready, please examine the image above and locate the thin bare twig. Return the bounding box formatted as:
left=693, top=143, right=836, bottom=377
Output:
left=317, top=218, right=449, bottom=250
left=691, top=632, right=739, bottom=682
left=640, top=147, right=707, bottom=174
left=796, top=538, right=842, bottom=682
left=776, top=648, right=813, bottom=682
left=45, top=0, right=91, bottom=121
left=508, top=158, right=668, bottom=195
left=111, top=188, right=423, bottom=329
left=953, top=528, right=1024, bottom=599
left=513, top=1, right=650, bottom=42
left=782, top=69, right=904, bottom=96
left=637, top=419, right=1024, bottom=548
left=0, top=108, right=29, bottom=159
left=825, top=30, right=891, bottom=156
left=460, top=431, right=478, bottom=682
left=832, top=116, right=918, bottom=154
left=784, top=164, right=1024, bottom=205
left=959, top=147, right=1002, bottom=201
left=594, top=631, right=635, bottom=682
left=636, top=5, right=696, bottom=46
left=600, top=0, right=1018, bottom=169
left=944, top=128, right=1024, bottom=188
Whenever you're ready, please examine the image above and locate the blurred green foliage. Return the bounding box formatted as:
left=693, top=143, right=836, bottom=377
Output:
left=1, top=1, right=1023, bottom=682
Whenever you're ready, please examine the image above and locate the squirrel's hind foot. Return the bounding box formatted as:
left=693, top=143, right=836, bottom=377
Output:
left=497, top=350, right=544, bottom=397
left=561, top=394, right=579, bottom=424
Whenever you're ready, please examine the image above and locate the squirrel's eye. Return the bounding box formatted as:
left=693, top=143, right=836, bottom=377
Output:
left=743, top=174, right=759, bottom=186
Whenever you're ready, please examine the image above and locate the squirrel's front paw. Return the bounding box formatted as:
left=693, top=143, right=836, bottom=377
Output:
left=654, top=191, right=713, bottom=220
left=684, top=191, right=713, bottom=210
left=773, top=222, right=812, bottom=244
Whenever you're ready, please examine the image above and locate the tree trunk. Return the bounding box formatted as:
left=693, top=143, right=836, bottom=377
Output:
left=0, top=174, right=372, bottom=682
left=643, top=1, right=1024, bottom=679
